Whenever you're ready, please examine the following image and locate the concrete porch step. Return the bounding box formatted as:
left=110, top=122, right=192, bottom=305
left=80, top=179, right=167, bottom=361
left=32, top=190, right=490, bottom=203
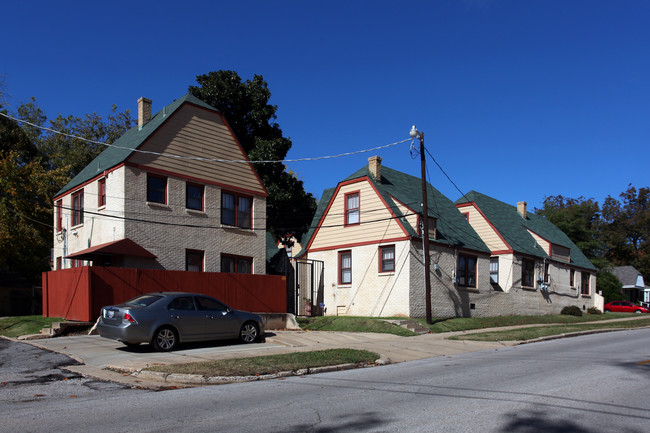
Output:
left=384, top=320, right=430, bottom=335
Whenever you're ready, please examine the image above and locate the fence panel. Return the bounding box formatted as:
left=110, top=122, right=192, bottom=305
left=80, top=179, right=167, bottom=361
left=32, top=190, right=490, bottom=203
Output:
left=43, top=267, right=286, bottom=322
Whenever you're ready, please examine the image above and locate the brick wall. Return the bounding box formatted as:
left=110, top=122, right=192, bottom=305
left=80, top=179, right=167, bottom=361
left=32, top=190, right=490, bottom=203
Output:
left=124, top=166, right=266, bottom=273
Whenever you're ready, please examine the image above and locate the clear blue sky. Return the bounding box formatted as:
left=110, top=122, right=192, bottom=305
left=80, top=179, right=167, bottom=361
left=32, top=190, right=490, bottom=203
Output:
left=3, top=1, right=648, bottom=211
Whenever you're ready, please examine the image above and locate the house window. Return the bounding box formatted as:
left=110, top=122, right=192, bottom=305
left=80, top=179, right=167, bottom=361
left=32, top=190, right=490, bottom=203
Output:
left=570, top=269, right=575, bottom=287
left=581, top=272, right=590, bottom=295
left=147, top=174, right=167, bottom=204
left=462, top=212, right=469, bottom=222
left=72, top=189, right=84, bottom=226
left=56, top=199, right=62, bottom=231
left=457, top=254, right=477, bottom=288
left=221, top=192, right=252, bottom=229
left=345, top=192, right=360, bottom=225
left=186, top=250, right=204, bottom=272
left=339, top=251, right=352, bottom=284
left=490, top=257, right=499, bottom=284
left=98, top=178, right=106, bottom=208
left=186, top=183, right=204, bottom=211
left=379, top=245, right=395, bottom=273
left=544, top=262, right=550, bottom=283
left=522, top=258, right=535, bottom=287
left=221, top=254, right=252, bottom=274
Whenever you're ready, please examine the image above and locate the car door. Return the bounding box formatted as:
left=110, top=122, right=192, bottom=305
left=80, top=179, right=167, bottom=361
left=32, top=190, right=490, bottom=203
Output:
left=195, top=296, right=241, bottom=340
left=619, top=302, right=633, bottom=313
left=167, top=296, right=205, bottom=341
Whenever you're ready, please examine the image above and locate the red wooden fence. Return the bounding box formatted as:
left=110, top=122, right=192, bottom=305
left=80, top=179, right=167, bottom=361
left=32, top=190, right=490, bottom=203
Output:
left=42, top=267, right=287, bottom=322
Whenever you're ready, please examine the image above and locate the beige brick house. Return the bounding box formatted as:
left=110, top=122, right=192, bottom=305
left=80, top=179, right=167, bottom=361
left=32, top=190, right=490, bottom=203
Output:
left=52, top=94, right=267, bottom=274
left=456, top=191, right=603, bottom=313
left=298, top=157, right=493, bottom=318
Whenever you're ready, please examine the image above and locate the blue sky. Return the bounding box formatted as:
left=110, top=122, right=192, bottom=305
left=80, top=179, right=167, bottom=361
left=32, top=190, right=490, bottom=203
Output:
left=3, top=1, right=648, bottom=211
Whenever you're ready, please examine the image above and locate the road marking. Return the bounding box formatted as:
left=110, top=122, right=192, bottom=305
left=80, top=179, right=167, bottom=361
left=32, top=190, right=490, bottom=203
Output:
left=636, top=360, right=650, bottom=365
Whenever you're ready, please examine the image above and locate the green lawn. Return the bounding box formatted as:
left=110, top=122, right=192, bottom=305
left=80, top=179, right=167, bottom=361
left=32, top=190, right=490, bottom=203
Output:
left=449, top=317, right=650, bottom=341
left=415, top=312, right=638, bottom=333
left=297, top=316, right=416, bottom=336
left=0, top=315, right=64, bottom=338
left=145, top=349, right=379, bottom=377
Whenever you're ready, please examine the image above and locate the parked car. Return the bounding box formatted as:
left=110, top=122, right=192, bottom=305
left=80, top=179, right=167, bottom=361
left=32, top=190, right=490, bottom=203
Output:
left=97, top=292, right=265, bottom=351
left=603, top=301, right=650, bottom=314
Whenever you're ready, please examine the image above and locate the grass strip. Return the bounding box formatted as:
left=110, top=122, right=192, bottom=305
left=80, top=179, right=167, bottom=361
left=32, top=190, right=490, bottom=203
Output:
left=415, top=313, right=639, bottom=333
left=145, top=349, right=379, bottom=377
left=0, top=315, right=64, bottom=338
left=298, top=316, right=416, bottom=336
left=448, top=317, right=650, bottom=341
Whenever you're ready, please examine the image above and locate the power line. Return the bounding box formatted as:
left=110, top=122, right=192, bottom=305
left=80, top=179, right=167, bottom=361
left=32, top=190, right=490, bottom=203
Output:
left=0, top=111, right=411, bottom=164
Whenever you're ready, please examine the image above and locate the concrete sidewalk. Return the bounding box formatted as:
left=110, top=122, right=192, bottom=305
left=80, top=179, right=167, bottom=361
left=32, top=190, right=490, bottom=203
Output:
left=23, top=316, right=648, bottom=389
left=24, top=329, right=508, bottom=388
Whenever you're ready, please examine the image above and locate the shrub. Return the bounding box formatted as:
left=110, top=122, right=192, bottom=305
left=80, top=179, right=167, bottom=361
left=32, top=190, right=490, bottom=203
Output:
left=587, top=307, right=602, bottom=315
left=561, top=306, right=583, bottom=316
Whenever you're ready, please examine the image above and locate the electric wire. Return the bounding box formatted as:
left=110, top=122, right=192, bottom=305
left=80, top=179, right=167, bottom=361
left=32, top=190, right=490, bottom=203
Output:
left=0, top=112, right=410, bottom=164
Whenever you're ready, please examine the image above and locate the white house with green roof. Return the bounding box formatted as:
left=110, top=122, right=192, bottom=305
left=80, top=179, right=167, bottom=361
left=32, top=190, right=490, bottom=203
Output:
left=52, top=94, right=267, bottom=274
left=298, top=156, right=496, bottom=318
left=456, top=191, right=603, bottom=313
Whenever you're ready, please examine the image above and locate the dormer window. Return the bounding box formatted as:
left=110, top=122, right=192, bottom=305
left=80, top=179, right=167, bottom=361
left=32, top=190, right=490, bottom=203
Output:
left=345, top=192, right=360, bottom=226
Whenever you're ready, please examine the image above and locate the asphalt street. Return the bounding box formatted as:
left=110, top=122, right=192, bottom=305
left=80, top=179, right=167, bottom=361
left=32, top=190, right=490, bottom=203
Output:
left=2, top=329, right=650, bottom=432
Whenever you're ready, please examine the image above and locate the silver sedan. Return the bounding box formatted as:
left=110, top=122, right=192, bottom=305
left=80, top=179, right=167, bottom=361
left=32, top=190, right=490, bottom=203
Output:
left=97, top=292, right=265, bottom=351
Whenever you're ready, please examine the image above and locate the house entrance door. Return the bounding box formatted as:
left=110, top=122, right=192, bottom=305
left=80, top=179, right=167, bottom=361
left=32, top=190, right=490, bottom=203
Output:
left=292, top=258, right=324, bottom=316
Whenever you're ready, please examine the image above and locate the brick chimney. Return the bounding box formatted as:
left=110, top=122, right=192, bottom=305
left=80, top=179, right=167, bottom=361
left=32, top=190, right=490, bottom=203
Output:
left=138, top=97, right=152, bottom=129
left=517, top=201, right=527, bottom=219
left=368, top=156, right=382, bottom=182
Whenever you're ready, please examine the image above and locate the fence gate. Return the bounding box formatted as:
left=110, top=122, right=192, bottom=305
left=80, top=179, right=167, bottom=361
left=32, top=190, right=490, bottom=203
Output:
left=292, top=258, right=324, bottom=316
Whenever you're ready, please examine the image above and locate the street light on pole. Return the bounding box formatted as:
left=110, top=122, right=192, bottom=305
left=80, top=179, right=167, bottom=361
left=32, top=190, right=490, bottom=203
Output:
left=410, top=125, right=432, bottom=324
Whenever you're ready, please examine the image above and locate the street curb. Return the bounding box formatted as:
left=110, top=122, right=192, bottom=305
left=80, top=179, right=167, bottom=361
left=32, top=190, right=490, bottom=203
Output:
left=515, top=326, right=650, bottom=345
left=106, top=360, right=383, bottom=386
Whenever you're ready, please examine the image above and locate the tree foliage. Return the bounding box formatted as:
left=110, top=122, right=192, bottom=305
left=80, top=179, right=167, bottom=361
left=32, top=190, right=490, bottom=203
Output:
left=189, top=70, right=316, bottom=240
left=537, top=185, right=650, bottom=288
left=0, top=95, right=133, bottom=281
left=597, top=270, right=625, bottom=302
left=37, top=105, right=134, bottom=178
left=601, top=185, right=650, bottom=280
left=535, top=195, right=602, bottom=261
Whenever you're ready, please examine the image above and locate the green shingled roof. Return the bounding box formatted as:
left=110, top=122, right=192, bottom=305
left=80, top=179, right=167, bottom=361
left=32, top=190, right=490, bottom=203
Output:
left=298, top=164, right=490, bottom=256
left=455, top=191, right=596, bottom=270
left=55, top=93, right=217, bottom=198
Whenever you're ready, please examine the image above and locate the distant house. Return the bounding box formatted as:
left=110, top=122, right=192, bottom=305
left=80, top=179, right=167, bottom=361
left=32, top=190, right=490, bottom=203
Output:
left=299, top=156, right=493, bottom=318
left=456, top=191, right=603, bottom=313
left=611, top=266, right=648, bottom=305
left=52, top=94, right=267, bottom=274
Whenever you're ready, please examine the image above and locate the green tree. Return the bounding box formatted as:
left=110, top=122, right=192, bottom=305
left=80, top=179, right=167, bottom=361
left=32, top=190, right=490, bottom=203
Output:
left=0, top=96, right=133, bottom=280
left=597, top=270, right=624, bottom=303
left=37, top=104, right=134, bottom=178
left=601, top=184, right=650, bottom=281
left=535, top=195, right=603, bottom=265
left=189, top=70, right=316, bottom=240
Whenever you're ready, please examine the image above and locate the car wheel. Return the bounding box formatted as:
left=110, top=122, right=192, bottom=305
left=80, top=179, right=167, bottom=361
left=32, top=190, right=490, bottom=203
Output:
left=152, top=326, right=178, bottom=351
left=635, top=310, right=643, bottom=314
left=239, top=322, right=259, bottom=344
left=604, top=309, right=611, bottom=313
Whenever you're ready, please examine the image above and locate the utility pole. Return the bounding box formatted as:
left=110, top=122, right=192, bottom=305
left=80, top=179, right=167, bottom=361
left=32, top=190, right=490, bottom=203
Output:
left=410, top=125, right=432, bottom=324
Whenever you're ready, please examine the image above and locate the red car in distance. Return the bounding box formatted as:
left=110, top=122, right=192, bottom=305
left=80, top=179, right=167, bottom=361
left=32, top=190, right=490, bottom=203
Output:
left=603, top=301, right=650, bottom=314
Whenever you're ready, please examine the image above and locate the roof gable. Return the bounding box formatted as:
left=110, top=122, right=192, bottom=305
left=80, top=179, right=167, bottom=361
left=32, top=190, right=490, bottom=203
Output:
left=456, top=191, right=596, bottom=270
left=54, top=94, right=264, bottom=198
left=301, top=163, right=489, bottom=254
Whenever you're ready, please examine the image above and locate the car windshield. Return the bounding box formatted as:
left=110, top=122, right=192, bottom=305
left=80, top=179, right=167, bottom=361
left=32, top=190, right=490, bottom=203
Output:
left=124, top=294, right=163, bottom=307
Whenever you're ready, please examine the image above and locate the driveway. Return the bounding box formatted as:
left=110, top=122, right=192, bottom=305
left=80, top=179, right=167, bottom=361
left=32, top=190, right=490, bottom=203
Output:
left=24, top=330, right=507, bottom=388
